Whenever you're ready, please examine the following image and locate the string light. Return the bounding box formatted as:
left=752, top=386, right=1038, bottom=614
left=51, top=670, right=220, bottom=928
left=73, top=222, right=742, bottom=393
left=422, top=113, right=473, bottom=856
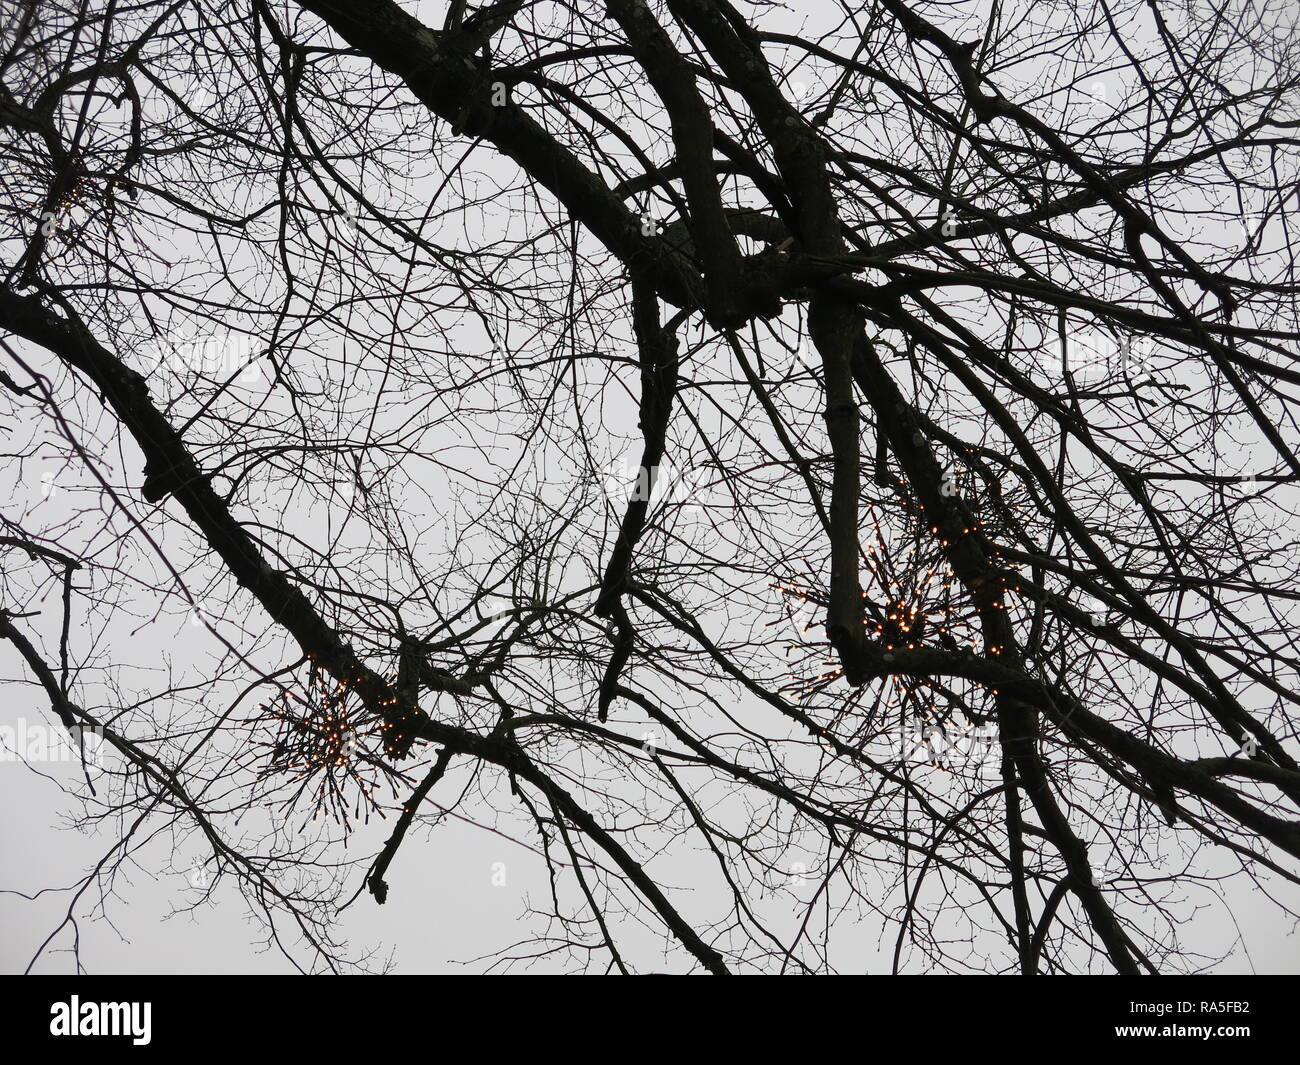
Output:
left=251, top=658, right=388, bottom=829
left=767, top=459, right=1035, bottom=767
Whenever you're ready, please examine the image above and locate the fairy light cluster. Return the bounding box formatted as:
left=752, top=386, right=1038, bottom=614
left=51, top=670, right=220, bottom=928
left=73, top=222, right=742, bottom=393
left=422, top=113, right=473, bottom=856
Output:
left=255, top=658, right=383, bottom=828
left=53, top=174, right=92, bottom=218
left=861, top=512, right=974, bottom=654
left=771, top=460, right=1031, bottom=765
